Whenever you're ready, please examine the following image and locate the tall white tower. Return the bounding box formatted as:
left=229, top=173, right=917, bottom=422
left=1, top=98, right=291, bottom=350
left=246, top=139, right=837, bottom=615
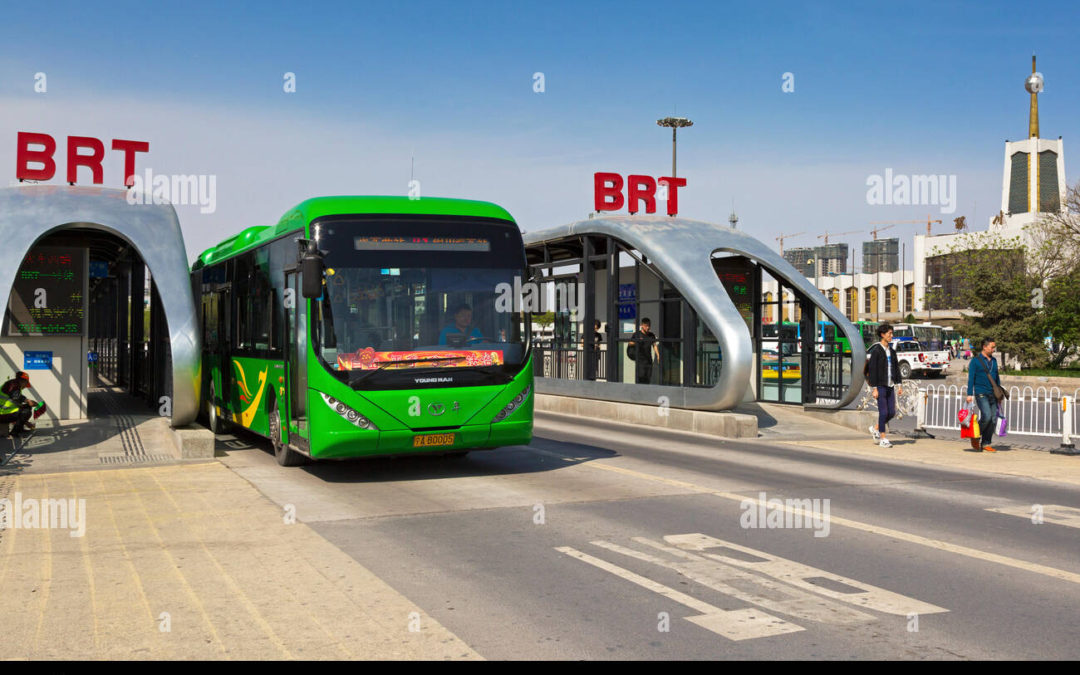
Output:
left=993, top=55, right=1067, bottom=234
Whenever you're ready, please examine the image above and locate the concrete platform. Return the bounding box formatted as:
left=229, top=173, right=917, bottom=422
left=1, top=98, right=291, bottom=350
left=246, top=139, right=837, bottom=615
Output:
left=1, top=387, right=212, bottom=475
left=0, top=461, right=477, bottom=659
left=535, top=393, right=758, bottom=438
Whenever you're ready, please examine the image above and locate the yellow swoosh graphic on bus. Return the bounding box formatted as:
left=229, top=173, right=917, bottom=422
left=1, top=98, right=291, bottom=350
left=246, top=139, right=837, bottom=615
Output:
left=240, top=369, right=268, bottom=427
left=233, top=360, right=254, bottom=400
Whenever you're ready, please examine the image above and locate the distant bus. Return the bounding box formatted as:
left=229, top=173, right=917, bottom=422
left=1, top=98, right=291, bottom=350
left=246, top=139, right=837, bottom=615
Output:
left=854, top=320, right=879, bottom=350
left=764, top=320, right=864, bottom=353
left=893, top=323, right=945, bottom=351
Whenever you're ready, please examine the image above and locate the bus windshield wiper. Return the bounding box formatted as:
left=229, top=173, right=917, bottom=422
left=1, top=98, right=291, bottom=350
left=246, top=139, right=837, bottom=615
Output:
left=348, top=356, right=468, bottom=387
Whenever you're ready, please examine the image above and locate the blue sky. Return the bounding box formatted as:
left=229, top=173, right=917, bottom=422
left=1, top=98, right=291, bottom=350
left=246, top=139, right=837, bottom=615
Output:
left=1, top=0, right=1078, bottom=263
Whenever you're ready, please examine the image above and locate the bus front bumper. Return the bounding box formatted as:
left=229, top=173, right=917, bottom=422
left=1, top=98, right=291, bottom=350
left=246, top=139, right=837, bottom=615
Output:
left=311, top=420, right=533, bottom=459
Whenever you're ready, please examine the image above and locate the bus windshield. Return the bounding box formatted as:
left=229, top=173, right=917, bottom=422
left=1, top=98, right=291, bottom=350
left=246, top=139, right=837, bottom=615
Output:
left=311, top=217, right=529, bottom=386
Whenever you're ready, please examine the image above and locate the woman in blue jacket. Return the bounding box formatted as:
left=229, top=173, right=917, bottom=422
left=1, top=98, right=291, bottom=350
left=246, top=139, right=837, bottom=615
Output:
left=966, top=338, right=1002, bottom=452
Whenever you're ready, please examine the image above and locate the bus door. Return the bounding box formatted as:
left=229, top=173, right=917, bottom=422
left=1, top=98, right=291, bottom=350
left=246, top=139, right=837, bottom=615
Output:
left=216, top=285, right=233, bottom=416
left=284, top=270, right=307, bottom=441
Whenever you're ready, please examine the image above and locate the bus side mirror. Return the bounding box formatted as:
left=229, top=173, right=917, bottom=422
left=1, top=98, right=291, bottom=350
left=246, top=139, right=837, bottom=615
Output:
left=299, top=239, right=325, bottom=299
left=301, top=255, right=324, bottom=299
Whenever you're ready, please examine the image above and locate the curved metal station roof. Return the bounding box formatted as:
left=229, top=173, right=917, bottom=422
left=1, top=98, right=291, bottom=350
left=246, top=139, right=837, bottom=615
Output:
left=525, top=215, right=865, bottom=410
left=0, top=185, right=200, bottom=426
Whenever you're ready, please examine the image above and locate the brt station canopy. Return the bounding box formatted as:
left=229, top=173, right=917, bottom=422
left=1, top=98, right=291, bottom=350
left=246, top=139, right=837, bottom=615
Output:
left=0, top=186, right=199, bottom=429
left=524, top=216, right=866, bottom=410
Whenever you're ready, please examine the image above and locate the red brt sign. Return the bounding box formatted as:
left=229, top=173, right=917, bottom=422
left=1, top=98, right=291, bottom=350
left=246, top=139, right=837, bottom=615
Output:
left=594, top=172, right=686, bottom=216
left=16, top=132, right=149, bottom=186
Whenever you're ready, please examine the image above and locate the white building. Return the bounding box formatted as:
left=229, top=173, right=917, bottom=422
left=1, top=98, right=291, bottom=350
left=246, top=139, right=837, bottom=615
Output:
left=764, top=56, right=1068, bottom=323
left=913, top=56, right=1067, bottom=310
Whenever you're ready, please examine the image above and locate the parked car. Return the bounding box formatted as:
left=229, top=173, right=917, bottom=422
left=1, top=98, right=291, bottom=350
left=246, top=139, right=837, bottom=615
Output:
left=890, top=337, right=950, bottom=379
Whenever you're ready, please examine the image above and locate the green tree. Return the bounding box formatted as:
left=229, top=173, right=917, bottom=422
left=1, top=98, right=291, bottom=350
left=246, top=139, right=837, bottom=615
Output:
left=532, top=311, right=555, bottom=332
left=1043, top=267, right=1080, bottom=367
left=929, top=179, right=1080, bottom=369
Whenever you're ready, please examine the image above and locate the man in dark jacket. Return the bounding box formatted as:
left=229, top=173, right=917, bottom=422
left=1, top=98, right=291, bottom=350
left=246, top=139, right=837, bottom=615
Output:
left=966, top=338, right=1002, bottom=452
left=629, top=318, right=659, bottom=384
left=866, top=323, right=903, bottom=448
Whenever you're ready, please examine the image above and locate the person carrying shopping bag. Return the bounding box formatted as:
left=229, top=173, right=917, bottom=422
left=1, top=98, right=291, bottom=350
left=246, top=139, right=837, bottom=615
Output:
left=966, top=338, right=1007, bottom=452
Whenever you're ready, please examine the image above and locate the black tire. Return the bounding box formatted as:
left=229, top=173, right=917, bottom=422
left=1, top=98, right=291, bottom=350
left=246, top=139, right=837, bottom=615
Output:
left=271, top=398, right=306, bottom=466
left=207, top=383, right=228, bottom=434
left=899, top=362, right=912, bottom=380
left=444, top=451, right=470, bottom=459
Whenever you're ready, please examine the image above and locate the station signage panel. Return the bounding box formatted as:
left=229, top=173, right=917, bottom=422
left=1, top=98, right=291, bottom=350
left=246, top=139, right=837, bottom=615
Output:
left=4, top=246, right=85, bottom=336
left=23, top=351, right=53, bottom=370
left=712, top=257, right=756, bottom=331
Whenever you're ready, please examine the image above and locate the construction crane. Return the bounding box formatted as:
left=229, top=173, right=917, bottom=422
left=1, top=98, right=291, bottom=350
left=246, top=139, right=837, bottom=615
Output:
left=868, top=223, right=895, bottom=240
left=817, top=230, right=860, bottom=245
left=775, top=231, right=805, bottom=255
left=869, top=215, right=944, bottom=236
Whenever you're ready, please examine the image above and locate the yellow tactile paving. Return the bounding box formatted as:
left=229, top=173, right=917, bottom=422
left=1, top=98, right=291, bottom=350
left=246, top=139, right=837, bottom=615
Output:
left=0, top=462, right=480, bottom=660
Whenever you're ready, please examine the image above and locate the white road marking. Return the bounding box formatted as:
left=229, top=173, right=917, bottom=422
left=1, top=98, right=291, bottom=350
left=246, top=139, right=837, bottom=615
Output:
left=592, top=539, right=875, bottom=625
left=664, top=534, right=948, bottom=616
left=988, top=504, right=1080, bottom=528
left=555, top=546, right=803, bottom=641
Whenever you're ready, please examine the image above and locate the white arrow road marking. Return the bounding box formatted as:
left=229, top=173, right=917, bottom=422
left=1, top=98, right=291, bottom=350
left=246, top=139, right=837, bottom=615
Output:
left=555, top=546, right=803, bottom=641
left=988, top=504, right=1080, bottom=528
left=664, top=534, right=948, bottom=616
left=590, top=538, right=874, bottom=625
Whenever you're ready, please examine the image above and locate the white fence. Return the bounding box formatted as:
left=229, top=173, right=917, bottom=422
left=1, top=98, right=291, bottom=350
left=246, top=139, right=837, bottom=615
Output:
left=923, top=384, right=1069, bottom=439
left=1074, top=389, right=1080, bottom=439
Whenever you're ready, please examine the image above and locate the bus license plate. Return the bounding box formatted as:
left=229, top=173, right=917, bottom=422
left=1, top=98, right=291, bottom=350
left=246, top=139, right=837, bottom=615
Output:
left=414, top=433, right=456, bottom=448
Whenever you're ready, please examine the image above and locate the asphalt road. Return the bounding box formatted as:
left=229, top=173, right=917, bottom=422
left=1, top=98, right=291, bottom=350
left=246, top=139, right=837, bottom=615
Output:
left=215, top=413, right=1080, bottom=659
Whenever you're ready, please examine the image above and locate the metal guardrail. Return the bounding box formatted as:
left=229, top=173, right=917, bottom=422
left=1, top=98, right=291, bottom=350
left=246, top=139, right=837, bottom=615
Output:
left=923, top=384, right=1062, bottom=437
left=918, top=384, right=1077, bottom=450
left=1074, top=389, right=1080, bottom=444
left=534, top=347, right=608, bottom=382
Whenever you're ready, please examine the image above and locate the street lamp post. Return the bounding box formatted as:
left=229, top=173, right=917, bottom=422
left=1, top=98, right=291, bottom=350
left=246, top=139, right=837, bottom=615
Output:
left=927, top=281, right=942, bottom=323
left=656, top=116, right=693, bottom=178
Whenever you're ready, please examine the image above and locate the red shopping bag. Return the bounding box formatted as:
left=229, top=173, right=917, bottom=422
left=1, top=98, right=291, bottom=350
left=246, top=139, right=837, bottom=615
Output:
left=957, top=405, right=974, bottom=429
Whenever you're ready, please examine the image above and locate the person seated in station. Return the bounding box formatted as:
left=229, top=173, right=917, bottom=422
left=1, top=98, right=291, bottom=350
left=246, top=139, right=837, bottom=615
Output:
left=0, top=371, right=41, bottom=436
left=438, top=304, right=483, bottom=346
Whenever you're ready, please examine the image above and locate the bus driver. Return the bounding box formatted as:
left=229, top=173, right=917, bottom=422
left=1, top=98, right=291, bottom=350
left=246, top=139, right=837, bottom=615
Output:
left=438, top=304, right=483, bottom=346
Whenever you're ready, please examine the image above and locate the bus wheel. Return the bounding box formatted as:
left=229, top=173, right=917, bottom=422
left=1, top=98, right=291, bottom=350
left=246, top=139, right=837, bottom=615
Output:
left=271, top=399, right=306, bottom=467
left=208, top=383, right=228, bottom=435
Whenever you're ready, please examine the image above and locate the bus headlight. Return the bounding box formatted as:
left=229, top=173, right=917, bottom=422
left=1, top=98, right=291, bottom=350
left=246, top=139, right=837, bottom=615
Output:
left=320, top=392, right=379, bottom=431
left=492, top=384, right=531, bottom=424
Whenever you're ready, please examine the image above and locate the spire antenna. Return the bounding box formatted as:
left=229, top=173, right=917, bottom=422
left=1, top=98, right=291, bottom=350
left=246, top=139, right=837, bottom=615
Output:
left=1026, top=55, right=1043, bottom=138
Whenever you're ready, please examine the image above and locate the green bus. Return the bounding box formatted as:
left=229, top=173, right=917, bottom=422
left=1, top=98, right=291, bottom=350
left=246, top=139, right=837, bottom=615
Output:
left=191, top=196, right=534, bottom=466
left=853, top=320, right=879, bottom=350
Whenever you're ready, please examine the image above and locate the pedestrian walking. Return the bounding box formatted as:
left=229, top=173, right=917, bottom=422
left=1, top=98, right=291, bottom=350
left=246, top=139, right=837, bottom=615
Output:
left=966, top=338, right=1004, bottom=452
left=866, top=323, right=903, bottom=448
left=629, top=318, right=659, bottom=385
